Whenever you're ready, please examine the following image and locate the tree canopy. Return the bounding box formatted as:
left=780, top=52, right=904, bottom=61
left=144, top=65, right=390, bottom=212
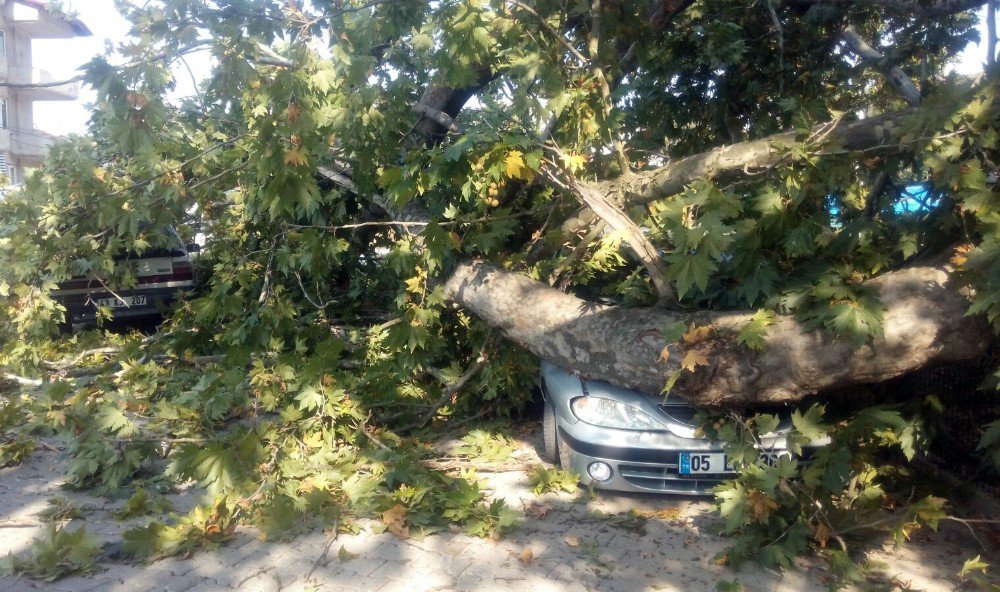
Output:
left=0, top=0, right=998, bottom=579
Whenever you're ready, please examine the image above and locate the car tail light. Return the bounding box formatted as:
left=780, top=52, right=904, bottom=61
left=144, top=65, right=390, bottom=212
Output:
left=172, top=261, right=194, bottom=281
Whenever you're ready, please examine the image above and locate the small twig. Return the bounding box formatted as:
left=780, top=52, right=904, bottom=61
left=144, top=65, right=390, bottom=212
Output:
left=551, top=221, right=605, bottom=288
left=294, top=271, right=339, bottom=311
left=283, top=211, right=534, bottom=234
left=257, top=236, right=280, bottom=311
left=942, top=517, right=1000, bottom=525
left=2, top=373, right=42, bottom=387
left=0, top=520, right=39, bottom=528
left=41, top=347, right=122, bottom=371
left=357, top=414, right=392, bottom=451
left=506, top=0, right=589, bottom=65
left=86, top=276, right=130, bottom=310
left=943, top=516, right=996, bottom=553
left=404, top=356, right=489, bottom=432
left=306, top=520, right=340, bottom=581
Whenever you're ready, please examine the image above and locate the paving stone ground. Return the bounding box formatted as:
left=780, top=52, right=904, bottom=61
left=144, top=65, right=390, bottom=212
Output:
left=0, top=430, right=993, bottom=592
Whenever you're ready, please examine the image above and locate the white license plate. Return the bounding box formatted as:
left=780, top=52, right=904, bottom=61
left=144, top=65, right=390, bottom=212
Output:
left=131, top=258, right=173, bottom=277
left=95, top=295, right=147, bottom=309
left=679, top=451, right=784, bottom=475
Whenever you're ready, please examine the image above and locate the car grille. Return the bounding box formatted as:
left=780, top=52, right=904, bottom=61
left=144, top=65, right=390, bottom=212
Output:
left=656, top=405, right=699, bottom=427
left=618, top=459, right=730, bottom=494
left=656, top=404, right=795, bottom=432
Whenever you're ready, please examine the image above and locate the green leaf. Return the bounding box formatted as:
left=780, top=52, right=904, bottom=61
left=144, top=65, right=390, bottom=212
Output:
left=1, top=524, right=100, bottom=580
left=296, top=384, right=325, bottom=412
left=667, top=251, right=715, bottom=298
left=789, top=404, right=830, bottom=454
left=736, top=310, right=775, bottom=351
left=527, top=465, right=578, bottom=494
left=122, top=522, right=166, bottom=559
left=909, top=495, right=947, bottom=531
left=660, top=321, right=687, bottom=344
left=716, top=481, right=749, bottom=532
left=959, top=555, right=990, bottom=578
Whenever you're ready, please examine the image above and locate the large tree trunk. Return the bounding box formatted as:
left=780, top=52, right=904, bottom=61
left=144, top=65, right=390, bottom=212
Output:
left=441, top=260, right=993, bottom=405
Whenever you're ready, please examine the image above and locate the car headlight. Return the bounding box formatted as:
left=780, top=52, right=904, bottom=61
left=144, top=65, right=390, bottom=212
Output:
left=570, top=397, right=665, bottom=430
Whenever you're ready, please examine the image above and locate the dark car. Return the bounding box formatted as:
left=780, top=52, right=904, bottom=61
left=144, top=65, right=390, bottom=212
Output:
left=51, top=227, right=198, bottom=327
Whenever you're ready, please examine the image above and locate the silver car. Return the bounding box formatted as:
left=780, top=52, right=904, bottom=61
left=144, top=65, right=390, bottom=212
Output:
left=540, top=360, right=806, bottom=495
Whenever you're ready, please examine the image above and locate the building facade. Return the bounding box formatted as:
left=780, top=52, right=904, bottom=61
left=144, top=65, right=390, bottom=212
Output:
left=0, top=0, right=89, bottom=185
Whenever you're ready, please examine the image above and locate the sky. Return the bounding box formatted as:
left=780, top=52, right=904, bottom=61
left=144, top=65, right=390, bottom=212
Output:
left=29, top=2, right=998, bottom=137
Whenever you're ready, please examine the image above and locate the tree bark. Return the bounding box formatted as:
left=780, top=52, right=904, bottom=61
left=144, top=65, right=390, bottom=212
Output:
left=564, top=176, right=674, bottom=303
left=841, top=26, right=922, bottom=106
left=441, top=260, right=992, bottom=405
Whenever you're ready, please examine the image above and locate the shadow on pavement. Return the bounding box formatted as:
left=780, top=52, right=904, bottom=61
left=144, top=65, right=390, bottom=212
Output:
left=0, top=424, right=996, bottom=592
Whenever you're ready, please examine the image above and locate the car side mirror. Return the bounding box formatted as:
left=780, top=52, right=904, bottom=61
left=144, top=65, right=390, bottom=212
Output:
left=186, top=243, right=201, bottom=253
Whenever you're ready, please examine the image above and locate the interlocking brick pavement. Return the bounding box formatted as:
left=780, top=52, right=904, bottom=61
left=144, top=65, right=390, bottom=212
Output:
left=0, top=432, right=994, bottom=591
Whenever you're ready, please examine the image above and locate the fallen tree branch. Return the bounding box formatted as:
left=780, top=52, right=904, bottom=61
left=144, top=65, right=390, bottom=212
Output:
left=553, top=171, right=673, bottom=303
left=2, top=373, right=42, bottom=387
left=613, top=107, right=922, bottom=205
left=40, top=347, right=121, bottom=371
left=441, top=260, right=992, bottom=405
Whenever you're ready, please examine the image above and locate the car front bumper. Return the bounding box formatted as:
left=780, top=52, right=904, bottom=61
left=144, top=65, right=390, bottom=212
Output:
left=556, top=418, right=793, bottom=495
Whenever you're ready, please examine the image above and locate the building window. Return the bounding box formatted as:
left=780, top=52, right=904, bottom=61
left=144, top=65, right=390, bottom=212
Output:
left=0, top=99, right=7, bottom=130
left=0, top=31, right=6, bottom=57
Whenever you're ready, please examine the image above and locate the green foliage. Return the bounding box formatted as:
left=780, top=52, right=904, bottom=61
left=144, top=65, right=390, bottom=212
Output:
left=113, top=487, right=174, bottom=520
left=0, top=524, right=101, bottom=581
left=36, top=497, right=82, bottom=522
left=122, top=499, right=237, bottom=560
left=703, top=403, right=953, bottom=579
left=978, top=419, right=1000, bottom=469
left=957, top=555, right=1000, bottom=591
left=0, top=0, right=995, bottom=578
left=0, top=434, right=34, bottom=468
left=527, top=465, right=579, bottom=495
left=736, top=310, right=775, bottom=351
left=453, top=429, right=517, bottom=463
left=0, top=395, right=35, bottom=467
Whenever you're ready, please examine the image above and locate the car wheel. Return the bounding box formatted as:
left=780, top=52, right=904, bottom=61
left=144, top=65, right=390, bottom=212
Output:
left=542, top=398, right=559, bottom=464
